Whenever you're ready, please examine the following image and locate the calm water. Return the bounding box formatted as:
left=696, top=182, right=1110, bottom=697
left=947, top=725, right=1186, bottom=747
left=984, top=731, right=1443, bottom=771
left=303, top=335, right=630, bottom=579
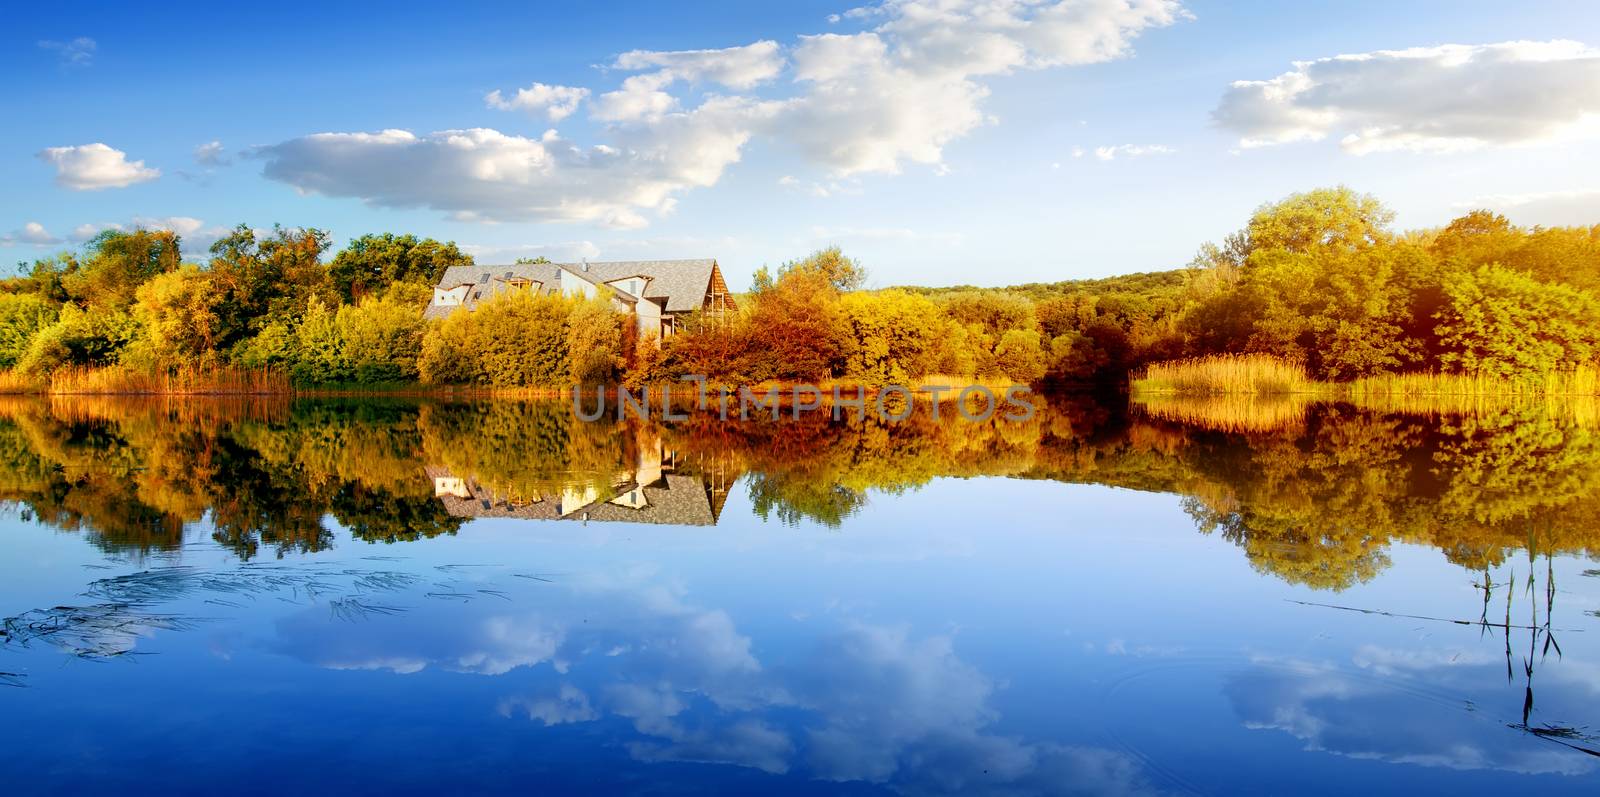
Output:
left=1, top=395, right=1598, bottom=795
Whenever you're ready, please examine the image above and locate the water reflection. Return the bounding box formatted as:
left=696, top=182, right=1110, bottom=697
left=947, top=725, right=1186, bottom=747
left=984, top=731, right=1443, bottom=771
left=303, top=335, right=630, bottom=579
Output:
left=4, top=394, right=1600, bottom=590
left=3, top=394, right=1600, bottom=792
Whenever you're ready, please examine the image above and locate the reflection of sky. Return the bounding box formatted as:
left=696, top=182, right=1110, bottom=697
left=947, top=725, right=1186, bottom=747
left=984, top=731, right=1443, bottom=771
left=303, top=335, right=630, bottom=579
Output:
left=2, top=478, right=1599, bottom=794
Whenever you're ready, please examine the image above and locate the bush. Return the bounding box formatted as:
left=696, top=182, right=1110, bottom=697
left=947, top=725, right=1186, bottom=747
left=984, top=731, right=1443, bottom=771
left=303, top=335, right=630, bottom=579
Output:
left=418, top=292, right=572, bottom=387
left=1436, top=265, right=1600, bottom=379
left=0, top=293, right=58, bottom=369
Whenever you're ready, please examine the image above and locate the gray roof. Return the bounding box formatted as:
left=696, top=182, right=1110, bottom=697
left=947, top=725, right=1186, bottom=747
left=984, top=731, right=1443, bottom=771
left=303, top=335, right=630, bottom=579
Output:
left=428, top=259, right=719, bottom=320
left=425, top=466, right=721, bottom=526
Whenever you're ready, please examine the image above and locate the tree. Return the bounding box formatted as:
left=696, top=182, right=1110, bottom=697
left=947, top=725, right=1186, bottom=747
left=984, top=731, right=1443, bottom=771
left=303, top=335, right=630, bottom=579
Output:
left=131, top=265, right=223, bottom=367
left=1243, top=186, right=1394, bottom=254
left=336, top=296, right=426, bottom=382
left=329, top=233, right=473, bottom=303
left=1435, top=265, right=1600, bottom=379
left=418, top=292, right=572, bottom=386
left=744, top=267, right=847, bottom=381
left=567, top=296, right=627, bottom=385
left=62, top=229, right=182, bottom=310
left=770, top=246, right=867, bottom=292
left=209, top=224, right=334, bottom=350
left=838, top=290, right=943, bottom=385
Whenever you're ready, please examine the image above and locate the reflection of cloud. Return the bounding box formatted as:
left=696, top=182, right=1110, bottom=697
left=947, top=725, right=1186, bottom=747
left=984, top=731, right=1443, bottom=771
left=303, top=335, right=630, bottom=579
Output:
left=1227, top=654, right=1595, bottom=776
left=275, top=570, right=1163, bottom=794
left=499, top=684, right=599, bottom=726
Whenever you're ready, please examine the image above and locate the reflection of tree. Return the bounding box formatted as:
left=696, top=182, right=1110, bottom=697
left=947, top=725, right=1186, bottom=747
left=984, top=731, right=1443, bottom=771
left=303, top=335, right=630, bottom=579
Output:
left=3, top=394, right=1600, bottom=589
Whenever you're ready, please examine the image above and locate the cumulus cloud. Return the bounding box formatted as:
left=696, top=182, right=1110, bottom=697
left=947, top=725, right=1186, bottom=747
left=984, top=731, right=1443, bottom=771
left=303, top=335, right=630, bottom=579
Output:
left=193, top=140, right=230, bottom=166
left=1215, top=40, right=1600, bottom=154
left=37, top=143, right=160, bottom=190
left=485, top=82, right=591, bottom=121
left=1458, top=189, right=1600, bottom=227
left=1092, top=143, right=1174, bottom=160
left=612, top=40, right=785, bottom=89
left=255, top=96, right=781, bottom=226
left=0, top=222, right=63, bottom=247
left=39, top=37, right=95, bottom=66
left=255, top=1, right=1186, bottom=227
left=70, top=215, right=230, bottom=255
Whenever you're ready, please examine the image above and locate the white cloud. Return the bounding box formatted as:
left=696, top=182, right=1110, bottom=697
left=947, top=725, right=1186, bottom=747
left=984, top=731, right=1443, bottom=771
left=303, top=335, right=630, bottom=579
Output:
left=1216, top=40, right=1600, bottom=154
left=592, top=72, right=682, bottom=123
left=255, top=1, right=1187, bottom=225
left=0, top=222, right=63, bottom=247
left=256, top=96, right=781, bottom=226
left=1458, top=189, right=1600, bottom=227
left=807, top=224, right=961, bottom=244
left=193, top=140, right=230, bottom=166
left=70, top=216, right=231, bottom=255
left=485, top=82, right=591, bottom=121
left=612, top=40, right=785, bottom=89
left=1092, top=143, right=1174, bottom=160
left=460, top=240, right=603, bottom=262
left=37, top=143, right=160, bottom=190
left=499, top=684, right=599, bottom=726
left=38, top=37, right=95, bottom=66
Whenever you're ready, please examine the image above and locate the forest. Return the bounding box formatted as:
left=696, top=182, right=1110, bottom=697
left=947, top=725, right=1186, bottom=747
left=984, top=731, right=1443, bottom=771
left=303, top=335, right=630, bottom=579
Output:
left=2, top=186, right=1599, bottom=392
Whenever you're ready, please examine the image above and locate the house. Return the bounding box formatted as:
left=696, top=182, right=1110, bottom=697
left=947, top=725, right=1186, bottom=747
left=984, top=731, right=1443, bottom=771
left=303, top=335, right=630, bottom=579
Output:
left=425, top=258, right=736, bottom=341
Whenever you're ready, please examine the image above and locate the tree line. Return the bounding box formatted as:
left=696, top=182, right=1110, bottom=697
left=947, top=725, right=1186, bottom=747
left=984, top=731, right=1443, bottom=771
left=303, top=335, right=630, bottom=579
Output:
left=5, top=186, right=1599, bottom=389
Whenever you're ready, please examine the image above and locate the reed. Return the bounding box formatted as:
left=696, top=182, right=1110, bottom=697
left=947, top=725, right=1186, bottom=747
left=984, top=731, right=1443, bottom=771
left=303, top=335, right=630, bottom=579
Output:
left=1132, top=354, right=1323, bottom=396
left=43, top=365, right=291, bottom=395
left=0, top=370, right=44, bottom=394
left=1134, top=356, right=1600, bottom=398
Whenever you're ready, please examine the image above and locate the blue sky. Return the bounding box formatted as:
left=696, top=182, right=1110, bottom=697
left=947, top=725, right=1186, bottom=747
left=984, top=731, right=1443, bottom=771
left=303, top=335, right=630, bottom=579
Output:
left=4, top=1, right=1600, bottom=289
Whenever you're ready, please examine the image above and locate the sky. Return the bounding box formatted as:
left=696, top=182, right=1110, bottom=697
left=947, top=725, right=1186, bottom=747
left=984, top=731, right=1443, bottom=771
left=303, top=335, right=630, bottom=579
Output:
left=4, top=0, right=1600, bottom=290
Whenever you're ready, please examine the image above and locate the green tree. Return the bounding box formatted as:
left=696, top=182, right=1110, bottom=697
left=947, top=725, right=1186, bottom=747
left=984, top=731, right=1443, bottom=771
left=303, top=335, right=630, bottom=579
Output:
left=131, top=265, right=223, bottom=367
left=336, top=295, right=426, bottom=382
left=328, top=233, right=473, bottom=303
left=0, top=293, right=58, bottom=368
left=1435, top=265, right=1600, bottom=379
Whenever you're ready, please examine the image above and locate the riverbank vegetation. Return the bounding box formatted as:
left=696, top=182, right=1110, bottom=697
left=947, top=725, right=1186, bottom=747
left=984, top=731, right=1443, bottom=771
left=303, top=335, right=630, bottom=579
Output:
left=4, top=186, right=1599, bottom=394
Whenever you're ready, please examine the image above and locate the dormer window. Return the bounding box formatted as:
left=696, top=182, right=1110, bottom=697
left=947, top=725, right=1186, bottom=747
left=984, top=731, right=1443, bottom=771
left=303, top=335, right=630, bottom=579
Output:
left=611, top=277, right=646, bottom=297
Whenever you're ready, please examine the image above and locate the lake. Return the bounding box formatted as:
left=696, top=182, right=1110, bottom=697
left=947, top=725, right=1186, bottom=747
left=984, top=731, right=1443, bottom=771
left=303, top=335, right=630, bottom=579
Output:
left=1, top=394, right=1597, bottom=795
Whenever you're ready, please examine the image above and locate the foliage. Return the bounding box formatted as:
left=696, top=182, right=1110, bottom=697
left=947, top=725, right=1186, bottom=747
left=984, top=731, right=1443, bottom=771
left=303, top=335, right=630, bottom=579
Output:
left=130, top=265, right=223, bottom=368
left=419, top=292, right=572, bottom=387
left=837, top=290, right=943, bottom=385
left=0, top=293, right=57, bottom=369
left=329, top=233, right=473, bottom=303
left=1435, top=265, right=1600, bottom=380
left=566, top=296, right=628, bottom=386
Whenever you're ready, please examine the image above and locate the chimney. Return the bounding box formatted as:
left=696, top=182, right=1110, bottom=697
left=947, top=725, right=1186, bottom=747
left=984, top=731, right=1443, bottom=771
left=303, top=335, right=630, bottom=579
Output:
left=582, top=257, right=590, bottom=272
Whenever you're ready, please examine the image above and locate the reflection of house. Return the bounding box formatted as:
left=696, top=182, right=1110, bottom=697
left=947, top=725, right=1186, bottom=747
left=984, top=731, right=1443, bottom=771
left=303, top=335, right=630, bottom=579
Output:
left=423, top=436, right=739, bottom=527
left=424, top=259, right=736, bottom=341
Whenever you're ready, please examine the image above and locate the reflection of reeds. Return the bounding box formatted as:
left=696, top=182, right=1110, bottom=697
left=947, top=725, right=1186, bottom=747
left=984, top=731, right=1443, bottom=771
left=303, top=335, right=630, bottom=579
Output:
left=2, top=564, right=424, bottom=663
left=1133, top=393, right=1310, bottom=433
left=1134, top=390, right=1600, bottom=432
